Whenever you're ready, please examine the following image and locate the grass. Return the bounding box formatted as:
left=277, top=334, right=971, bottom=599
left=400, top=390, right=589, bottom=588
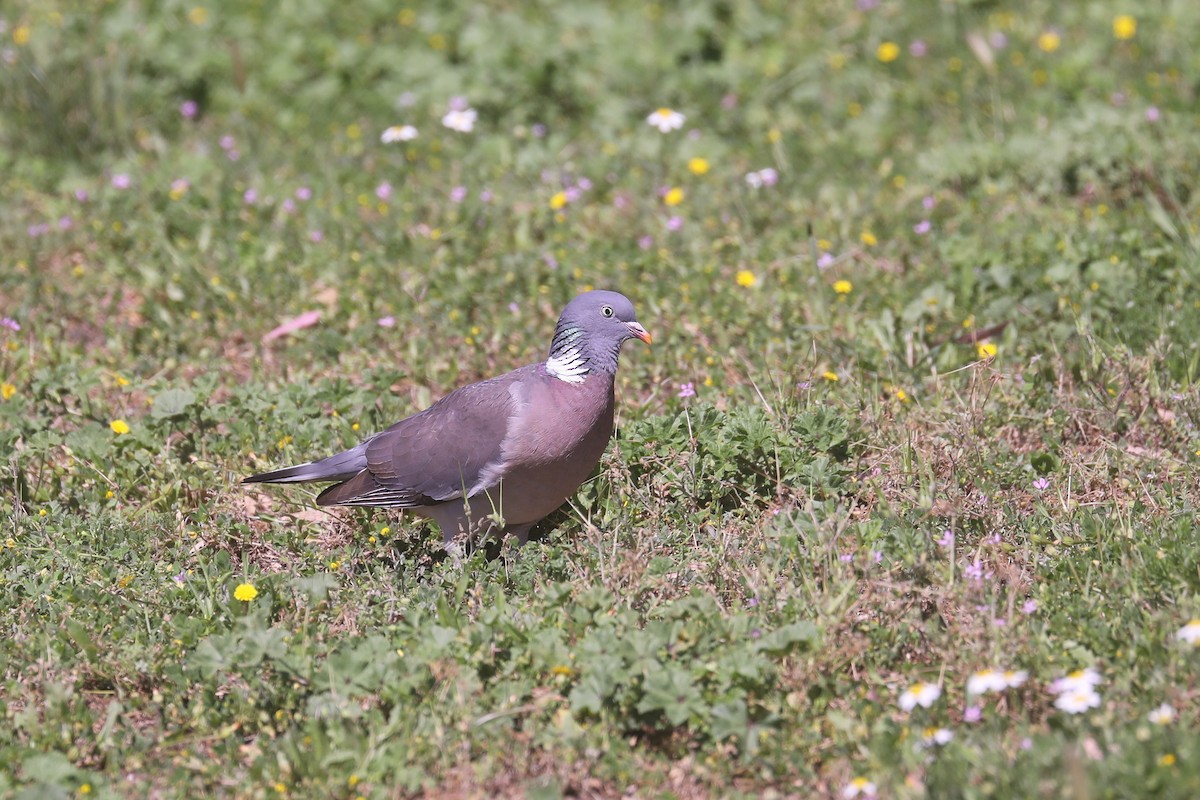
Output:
left=3, top=0, right=1200, bottom=797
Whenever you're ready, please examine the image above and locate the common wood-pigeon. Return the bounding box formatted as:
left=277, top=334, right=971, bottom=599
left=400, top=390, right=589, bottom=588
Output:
left=243, top=290, right=651, bottom=546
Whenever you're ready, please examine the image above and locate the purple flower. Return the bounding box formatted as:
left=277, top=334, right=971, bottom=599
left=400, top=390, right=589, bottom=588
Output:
left=914, top=219, right=932, bottom=235
left=564, top=186, right=582, bottom=203
left=308, top=230, right=323, bottom=243
left=377, top=315, right=396, bottom=328
left=531, top=123, right=547, bottom=138
left=576, top=177, right=593, bottom=191
left=1022, top=599, right=1039, bottom=615
left=450, top=186, right=468, bottom=203
left=282, top=198, right=296, bottom=214
left=909, top=40, right=927, bottom=57
left=937, top=529, right=954, bottom=548
left=964, top=559, right=991, bottom=584
left=180, top=100, right=198, bottom=119
left=112, top=173, right=131, bottom=189
left=666, top=215, right=684, bottom=231
left=74, top=189, right=89, bottom=202
left=839, top=553, right=853, bottom=563
left=376, top=182, right=393, bottom=201
left=870, top=550, right=883, bottom=564
left=796, top=381, right=811, bottom=390
left=170, top=178, right=190, bottom=195
left=1032, top=476, right=1050, bottom=490
left=0, top=317, right=20, bottom=331
left=678, top=382, right=696, bottom=398
left=173, top=571, right=187, bottom=584
left=219, top=135, right=236, bottom=151
left=479, top=189, right=493, bottom=203
left=989, top=31, right=1008, bottom=49
left=507, top=302, right=519, bottom=314
left=295, top=187, right=312, bottom=201
left=543, top=253, right=558, bottom=269
left=638, top=235, right=654, bottom=250
left=817, top=252, right=835, bottom=269
left=58, top=216, right=72, bottom=230
left=994, top=617, right=1007, bottom=627
left=1146, top=106, right=1161, bottom=122
left=856, top=0, right=879, bottom=9
left=243, top=189, right=258, bottom=205
left=721, top=93, right=738, bottom=110
left=963, top=705, right=982, bottom=723
left=448, top=95, right=469, bottom=111
left=226, top=149, right=240, bottom=162
left=922, top=195, right=936, bottom=210
left=27, top=223, right=49, bottom=237
left=746, top=597, right=759, bottom=608
left=758, top=168, right=779, bottom=186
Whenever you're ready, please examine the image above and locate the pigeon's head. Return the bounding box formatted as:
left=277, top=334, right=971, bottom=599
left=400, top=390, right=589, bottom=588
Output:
left=547, top=290, right=650, bottom=380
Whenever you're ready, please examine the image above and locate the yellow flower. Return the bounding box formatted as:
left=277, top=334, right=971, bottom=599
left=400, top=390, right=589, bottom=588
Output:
left=1, top=383, right=15, bottom=400
left=13, top=25, right=31, bottom=46
left=1113, top=15, right=1136, bottom=40
left=549, top=191, right=567, bottom=210
left=234, top=583, right=259, bottom=602
left=877, top=42, right=900, bottom=63
left=550, top=664, right=574, bottom=676
left=328, top=560, right=341, bottom=570
left=860, top=231, right=877, bottom=247
left=105, top=490, right=115, bottom=500
left=736, top=270, right=757, bottom=288
left=663, top=187, right=684, bottom=207
left=822, top=371, right=839, bottom=382
left=1159, top=753, right=1176, bottom=767
left=687, top=157, right=710, bottom=175
left=894, top=387, right=910, bottom=402
left=833, top=280, right=853, bottom=295
left=188, top=6, right=208, bottom=25
left=79, top=785, right=91, bottom=796
left=110, top=419, right=131, bottom=435
left=977, top=342, right=998, bottom=359
left=1038, top=31, right=1061, bottom=53
left=380, top=526, right=390, bottom=536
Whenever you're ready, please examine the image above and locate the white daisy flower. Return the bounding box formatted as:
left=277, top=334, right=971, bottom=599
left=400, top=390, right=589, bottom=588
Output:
left=1054, top=687, right=1101, bottom=714
left=381, top=124, right=418, bottom=143
left=917, top=727, right=954, bottom=748
left=842, top=777, right=877, bottom=798
left=646, top=107, right=685, bottom=133
left=1001, top=669, right=1029, bottom=689
left=1148, top=704, right=1177, bottom=725
left=1175, top=620, right=1200, bottom=645
left=898, top=681, right=941, bottom=711
left=1049, top=668, right=1102, bottom=695
left=966, top=669, right=1005, bottom=696
left=441, top=108, right=478, bottom=133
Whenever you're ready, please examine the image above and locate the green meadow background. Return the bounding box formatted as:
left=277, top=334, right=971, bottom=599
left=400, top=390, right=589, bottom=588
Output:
left=3, top=0, right=1200, bottom=797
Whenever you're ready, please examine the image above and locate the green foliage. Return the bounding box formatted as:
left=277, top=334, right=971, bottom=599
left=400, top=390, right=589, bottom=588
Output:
left=3, top=0, right=1200, bottom=795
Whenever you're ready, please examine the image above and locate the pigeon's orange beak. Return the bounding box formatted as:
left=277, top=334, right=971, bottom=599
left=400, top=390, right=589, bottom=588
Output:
left=626, top=321, right=652, bottom=345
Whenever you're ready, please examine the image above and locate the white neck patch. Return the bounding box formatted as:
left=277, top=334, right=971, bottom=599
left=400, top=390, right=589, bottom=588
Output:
left=547, top=344, right=588, bottom=383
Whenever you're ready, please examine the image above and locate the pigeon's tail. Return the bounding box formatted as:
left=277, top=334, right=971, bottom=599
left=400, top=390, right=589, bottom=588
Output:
left=242, top=444, right=368, bottom=485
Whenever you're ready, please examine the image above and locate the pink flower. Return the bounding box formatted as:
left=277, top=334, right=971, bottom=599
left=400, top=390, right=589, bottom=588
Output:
left=1022, top=599, right=1039, bottom=614
left=817, top=252, right=835, bottom=269
left=450, top=186, right=468, bottom=203
left=377, top=316, right=396, bottom=328
left=180, top=100, right=198, bottom=119
left=308, top=230, right=323, bottom=242
left=219, top=135, right=236, bottom=150
left=963, top=705, right=982, bottom=723
left=0, top=317, right=20, bottom=331
left=1146, top=106, right=1161, bottom=122
left=914, top=219, right=932, bottom=235
left=909, top=40, right=927, bottom=57
left=376, top=182, right=392, bottom=201
left=243, top=189, right=258, bottom=204
left=678, top=382, right=696, bottom=398
left=112, top=173, right=131, bottom=189
left=295, top=187, right=312, bottom=201
left=666, top=216, right=684, bottom=231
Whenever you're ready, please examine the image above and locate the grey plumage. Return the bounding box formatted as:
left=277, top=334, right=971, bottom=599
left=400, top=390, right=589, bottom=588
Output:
left=243, top=290, right=650, bottom=546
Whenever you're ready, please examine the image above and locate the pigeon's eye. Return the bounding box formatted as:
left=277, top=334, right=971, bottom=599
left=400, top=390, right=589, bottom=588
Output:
left=601, top=305, right=614, bottom=318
